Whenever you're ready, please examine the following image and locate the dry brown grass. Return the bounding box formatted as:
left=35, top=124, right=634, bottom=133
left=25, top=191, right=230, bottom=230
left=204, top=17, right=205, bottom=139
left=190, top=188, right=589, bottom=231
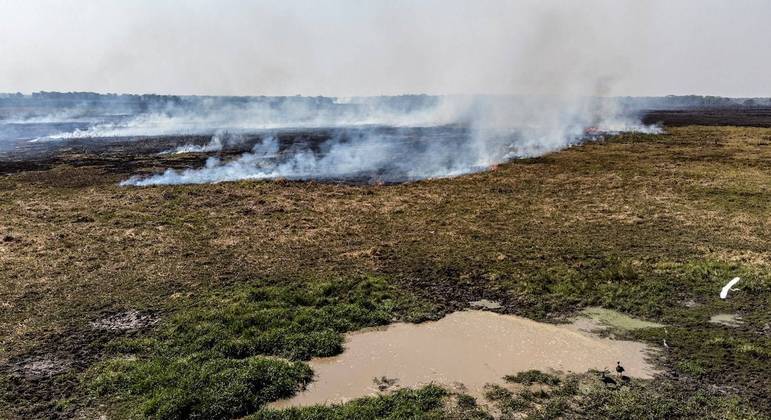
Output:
left=1, top=125, right=770, bottom=417
left=1, top=126, right=770, bottom=355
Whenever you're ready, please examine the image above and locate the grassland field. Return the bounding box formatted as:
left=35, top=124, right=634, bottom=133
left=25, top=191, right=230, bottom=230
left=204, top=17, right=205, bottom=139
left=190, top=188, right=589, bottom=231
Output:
left=1, top=125, right=769, bottom=418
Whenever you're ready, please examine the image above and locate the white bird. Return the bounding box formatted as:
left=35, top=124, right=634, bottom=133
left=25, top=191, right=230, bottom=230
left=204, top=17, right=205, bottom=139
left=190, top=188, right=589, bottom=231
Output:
left=720, top=277, right=741, bottom=299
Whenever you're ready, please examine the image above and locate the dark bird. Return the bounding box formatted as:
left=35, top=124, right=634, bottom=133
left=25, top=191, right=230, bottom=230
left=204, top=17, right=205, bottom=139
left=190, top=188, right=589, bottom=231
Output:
left=600, top=371, right=617, bottom=386
left=620, top=375, right=631, bottom=385
left=615, top=361, right=625, bottom=377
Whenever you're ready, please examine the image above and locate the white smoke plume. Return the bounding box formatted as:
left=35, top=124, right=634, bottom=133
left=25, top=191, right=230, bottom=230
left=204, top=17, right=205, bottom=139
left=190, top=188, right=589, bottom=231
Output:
left=46, top=96, right=463, bottom=140
left=161, top=131, right=246, bottom=155
left=123, top=132, right=466, bottom=186
left=164, top=136, right=224, bottom=155
left=120, top=95, right=661, bottom=186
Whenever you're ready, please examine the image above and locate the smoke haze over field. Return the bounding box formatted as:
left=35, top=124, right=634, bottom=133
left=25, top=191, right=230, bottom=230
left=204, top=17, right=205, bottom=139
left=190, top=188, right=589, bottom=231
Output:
left=1, top=0, right=770, bottom=97
left=116, top=95, right=660, bottom=186
left=0, top=1, right=767, bottom=184
left=1, top=92, right=662, bottom=185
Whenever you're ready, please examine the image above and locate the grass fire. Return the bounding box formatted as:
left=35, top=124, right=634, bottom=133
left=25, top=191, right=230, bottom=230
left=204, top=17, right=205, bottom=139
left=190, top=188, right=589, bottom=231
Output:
left=1, top=1, right=770, bottom=419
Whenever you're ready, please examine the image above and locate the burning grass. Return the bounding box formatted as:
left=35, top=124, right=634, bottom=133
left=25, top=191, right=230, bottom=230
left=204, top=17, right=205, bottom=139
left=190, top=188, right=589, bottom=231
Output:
left=0, top=126, right=770, bottom=418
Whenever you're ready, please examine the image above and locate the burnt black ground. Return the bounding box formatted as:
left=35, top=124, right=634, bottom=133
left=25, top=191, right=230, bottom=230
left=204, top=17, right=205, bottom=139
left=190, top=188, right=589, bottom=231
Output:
left=4, top=107, right=771, bottom=170
left=0, top=126, right=476, bottom=182
left=642, top=107, right=771, bottom=127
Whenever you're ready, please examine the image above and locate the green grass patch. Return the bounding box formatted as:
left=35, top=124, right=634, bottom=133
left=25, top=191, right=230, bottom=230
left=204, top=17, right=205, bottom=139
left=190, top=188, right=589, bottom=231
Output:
left=487, top=373, right=763, bottom=419
left=512, top=258, right=768, bottom=323
left=91, top=356, right=312, bottom=419
left=504, top=370, right=561, bottom=386
left=578, top=380, right=764, bottom=419
left=88, top=276, right=437, bottom=418
left=252, top=385, right=449, bottom=420
left=483, top=384, right=531, bottom=414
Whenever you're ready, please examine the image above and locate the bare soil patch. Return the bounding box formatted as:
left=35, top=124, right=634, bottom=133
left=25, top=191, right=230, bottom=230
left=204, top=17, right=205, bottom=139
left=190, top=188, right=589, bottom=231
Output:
left=89, top=310, right=159, bottom=331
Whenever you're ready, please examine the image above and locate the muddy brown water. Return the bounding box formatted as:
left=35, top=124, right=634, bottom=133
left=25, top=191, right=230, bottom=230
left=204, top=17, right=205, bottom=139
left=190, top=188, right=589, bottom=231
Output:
left=271, top=310, right=659, bottom=408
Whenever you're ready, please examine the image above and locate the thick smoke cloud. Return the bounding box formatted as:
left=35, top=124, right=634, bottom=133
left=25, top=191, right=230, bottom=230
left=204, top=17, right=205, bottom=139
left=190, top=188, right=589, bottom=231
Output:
left=1, top=1, right=770, bottom=97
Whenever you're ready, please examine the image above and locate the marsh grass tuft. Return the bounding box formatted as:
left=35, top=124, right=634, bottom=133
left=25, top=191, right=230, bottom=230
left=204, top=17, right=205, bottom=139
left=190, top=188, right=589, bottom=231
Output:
left=87, top=276, right=436, bottom=418
left=504, top=370, right=561, bottom=386
left=252, top=385, right=449, bottom=420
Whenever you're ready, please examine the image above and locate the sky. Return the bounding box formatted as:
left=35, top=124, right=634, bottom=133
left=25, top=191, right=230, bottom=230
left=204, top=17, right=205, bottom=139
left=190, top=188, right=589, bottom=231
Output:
left=0, top=0, right=769, bottom=97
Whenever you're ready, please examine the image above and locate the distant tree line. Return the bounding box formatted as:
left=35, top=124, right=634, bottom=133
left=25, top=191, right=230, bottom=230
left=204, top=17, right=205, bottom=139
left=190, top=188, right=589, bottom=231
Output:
left=1, top=92, right=769, bottom=114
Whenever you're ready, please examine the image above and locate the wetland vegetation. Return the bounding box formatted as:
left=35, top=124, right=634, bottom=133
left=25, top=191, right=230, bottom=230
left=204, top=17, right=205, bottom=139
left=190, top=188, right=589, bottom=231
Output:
left=1, top=126, right=769, bottom=418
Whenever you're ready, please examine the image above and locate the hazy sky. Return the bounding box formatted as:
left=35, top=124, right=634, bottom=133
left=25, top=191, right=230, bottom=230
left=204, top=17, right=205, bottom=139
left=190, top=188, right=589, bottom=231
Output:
left=1, top=0, right=769, bottom=96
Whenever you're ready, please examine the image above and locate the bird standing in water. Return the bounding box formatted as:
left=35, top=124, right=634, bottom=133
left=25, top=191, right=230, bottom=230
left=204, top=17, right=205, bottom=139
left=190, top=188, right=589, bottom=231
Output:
left=615, top=361, right=625, bottom=377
